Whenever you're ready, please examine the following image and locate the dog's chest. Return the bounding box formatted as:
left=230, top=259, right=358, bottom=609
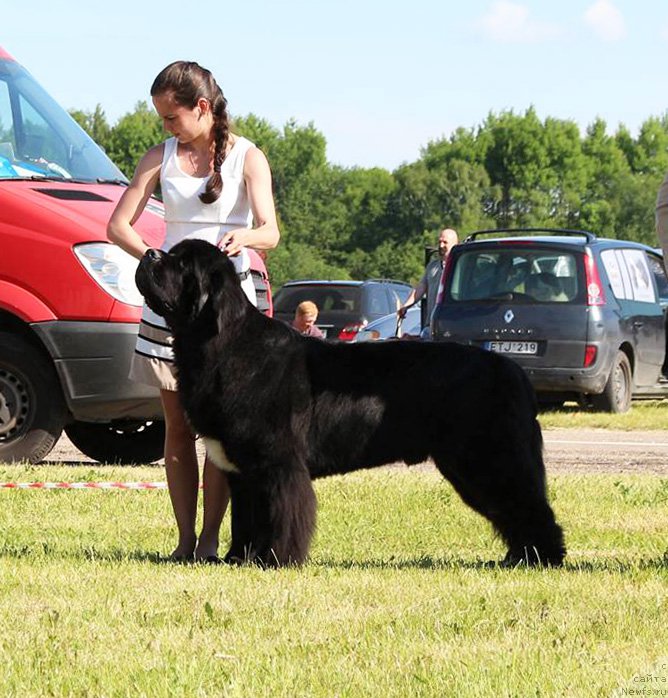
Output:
left=202, top=438, right=240, bottom=473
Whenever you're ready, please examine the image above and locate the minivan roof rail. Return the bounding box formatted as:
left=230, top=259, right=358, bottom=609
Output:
left=283, top=278, right=410, bottom=285
left=464, top=227, right=597, bottom=243
left=367, top=278, right=411, bottom=285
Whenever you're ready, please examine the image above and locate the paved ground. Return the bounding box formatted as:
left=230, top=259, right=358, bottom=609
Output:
left=45, top=428, right=668, bottom=475
left=541, top=428, right=668, bottom=475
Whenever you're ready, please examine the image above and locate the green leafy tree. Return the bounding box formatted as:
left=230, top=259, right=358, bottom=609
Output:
left=266, top=242, right=350, bottom=288
left=482, top=108, right=554, bottom=226
left=580, top=118, right=632, bottom=237
left=387, top=155, right=492, bottom=240
left=232, top=113, right=281, bottom=156
left=542, top=117, right=589, bottom=227
left=346, top=239, right=426, bottom=284
left=69, top=104, right=111, bottom=149
left=342, top=167, right=397, bottom=252
left=617, top=116, right=668, bottom=176
left=105, top=101, right=164, bottom=177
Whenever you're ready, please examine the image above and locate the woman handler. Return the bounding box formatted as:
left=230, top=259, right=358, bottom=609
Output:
left=107, top=61, right=280, bottom=562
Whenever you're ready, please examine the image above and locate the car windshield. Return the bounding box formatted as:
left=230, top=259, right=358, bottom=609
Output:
left=273, top=285, right=361, bottom=314
left=0, top=58, right=126, bottom=182
left=449, top=247, right=580, bottom=303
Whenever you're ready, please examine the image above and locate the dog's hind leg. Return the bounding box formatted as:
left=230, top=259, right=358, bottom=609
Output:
left=493, top=419, right=565, bottom=567
left=225, top=464, right=317, bottom=568
left=432, top=420, right=565, bottom=567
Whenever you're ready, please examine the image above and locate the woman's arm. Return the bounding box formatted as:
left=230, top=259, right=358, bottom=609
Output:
left=220, top=146, right=280, bottom=256
left=107, top=144, right=164, bottom=259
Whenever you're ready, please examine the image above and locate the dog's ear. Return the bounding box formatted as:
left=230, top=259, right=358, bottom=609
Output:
left=204, top=260, right=249, bottom=335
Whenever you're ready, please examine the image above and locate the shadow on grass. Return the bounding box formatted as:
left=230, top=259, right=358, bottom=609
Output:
left=0, top=544, right=177, bottom=565
left=298, top=554, right=668, bottom=573
left=0, top=545, right=666, bottom=572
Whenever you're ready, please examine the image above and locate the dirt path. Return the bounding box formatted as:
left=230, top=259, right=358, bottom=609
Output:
left=45, top=428, right=668, bottom=475
left=542, top=428, right=668, bottom=475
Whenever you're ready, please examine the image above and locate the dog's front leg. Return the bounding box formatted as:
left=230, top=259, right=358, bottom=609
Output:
left=224, top=463, right=317, bottom=568
left=224, top=474, right=260, bottom=565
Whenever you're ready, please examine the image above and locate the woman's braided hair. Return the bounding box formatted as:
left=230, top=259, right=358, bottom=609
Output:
left=150, top=61, right=229, bottom=204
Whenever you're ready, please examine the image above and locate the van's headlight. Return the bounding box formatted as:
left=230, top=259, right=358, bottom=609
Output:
left=73, top=243, right=144, bottom=307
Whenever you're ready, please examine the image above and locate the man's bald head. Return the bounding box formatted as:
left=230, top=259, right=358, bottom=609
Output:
left=438, top=228, right=458, bottom=259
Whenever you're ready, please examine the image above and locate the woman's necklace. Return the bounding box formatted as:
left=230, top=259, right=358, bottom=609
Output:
left=185, top=142, right=217, bottom=176
left=187, top=149, right=199, bottom=176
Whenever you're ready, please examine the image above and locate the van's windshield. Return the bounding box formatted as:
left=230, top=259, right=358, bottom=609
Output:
left=0, top=58, right=126, bottom=183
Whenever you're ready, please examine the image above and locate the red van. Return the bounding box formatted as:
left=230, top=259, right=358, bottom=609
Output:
left=0, top=48, right=271, bottom=463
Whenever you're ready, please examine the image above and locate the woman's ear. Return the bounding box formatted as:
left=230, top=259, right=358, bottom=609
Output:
left=197, top=96, right=211, bottom=115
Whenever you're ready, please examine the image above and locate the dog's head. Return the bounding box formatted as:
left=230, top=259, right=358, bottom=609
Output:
left=135, top=239, right=247, bottom=334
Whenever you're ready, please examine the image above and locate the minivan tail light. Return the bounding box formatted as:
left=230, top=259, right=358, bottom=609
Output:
left=338, top=323, right=366, bottom=341
left=584, top=250, right=605, bottom=306
left=584, top=345, right=597, bottom=367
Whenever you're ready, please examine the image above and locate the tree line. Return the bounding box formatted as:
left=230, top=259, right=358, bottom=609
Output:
left=70, top=103, right=668, bottom=288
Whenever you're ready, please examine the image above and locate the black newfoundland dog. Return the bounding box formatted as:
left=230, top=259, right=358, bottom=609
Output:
left=136, top=240, right=565, bottom=568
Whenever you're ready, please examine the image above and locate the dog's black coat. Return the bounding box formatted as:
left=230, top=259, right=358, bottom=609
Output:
left=136, top=240, right=565, bottom=567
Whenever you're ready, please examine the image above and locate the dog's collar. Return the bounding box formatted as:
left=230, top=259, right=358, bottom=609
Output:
left=237, top=270, right=250, bottom=281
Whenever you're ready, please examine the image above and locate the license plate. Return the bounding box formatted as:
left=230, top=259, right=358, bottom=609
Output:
left=485, top=340, right=538, bottom=355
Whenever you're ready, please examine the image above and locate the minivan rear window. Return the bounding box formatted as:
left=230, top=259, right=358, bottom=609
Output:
left=273, top=285, right=361, bottom=314
left=450, top=248, right=580, bottom=303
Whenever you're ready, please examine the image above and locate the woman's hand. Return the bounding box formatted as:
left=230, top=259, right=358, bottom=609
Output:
left=218, top=229, right=249, bottom=257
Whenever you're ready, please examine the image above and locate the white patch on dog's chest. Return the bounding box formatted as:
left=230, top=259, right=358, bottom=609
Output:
left=202, top=438, right=240, bottom=473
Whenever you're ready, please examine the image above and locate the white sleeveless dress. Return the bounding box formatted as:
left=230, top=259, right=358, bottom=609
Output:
left=129, top=135, right=258, bottom=390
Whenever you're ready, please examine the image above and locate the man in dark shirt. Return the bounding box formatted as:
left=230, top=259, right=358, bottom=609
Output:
left=397, top=227, right=459, bottom=323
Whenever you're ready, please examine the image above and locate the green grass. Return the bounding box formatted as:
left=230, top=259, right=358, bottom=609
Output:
left=539, top=399, right=668, bottom=430
left=0, top=464, right=666, bottom=696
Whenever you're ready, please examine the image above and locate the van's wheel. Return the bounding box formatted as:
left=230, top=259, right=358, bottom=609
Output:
left=0, top=333, right=67, bottom=463
left=65, top=419, right=165, bottom=465
left=591, top=351, right=632, bottom=413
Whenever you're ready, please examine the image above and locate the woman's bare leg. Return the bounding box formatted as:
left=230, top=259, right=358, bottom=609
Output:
left=160, top=389, right=199, bottom=560
left=195, top=456, right=230, bottom=561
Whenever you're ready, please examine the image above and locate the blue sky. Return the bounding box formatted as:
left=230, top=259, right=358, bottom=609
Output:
left=3, top=1, right=667, bottom=170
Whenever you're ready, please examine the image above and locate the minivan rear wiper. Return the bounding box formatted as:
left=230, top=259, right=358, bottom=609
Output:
left=471, top=292, right=533, bottom=302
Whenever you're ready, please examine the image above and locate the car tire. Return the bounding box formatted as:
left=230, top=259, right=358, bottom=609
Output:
left=65, top=419, right=165, bottom=465
left=0, top=333, right=67, bottom=463
left=591, top=351, right=633, bottom=413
